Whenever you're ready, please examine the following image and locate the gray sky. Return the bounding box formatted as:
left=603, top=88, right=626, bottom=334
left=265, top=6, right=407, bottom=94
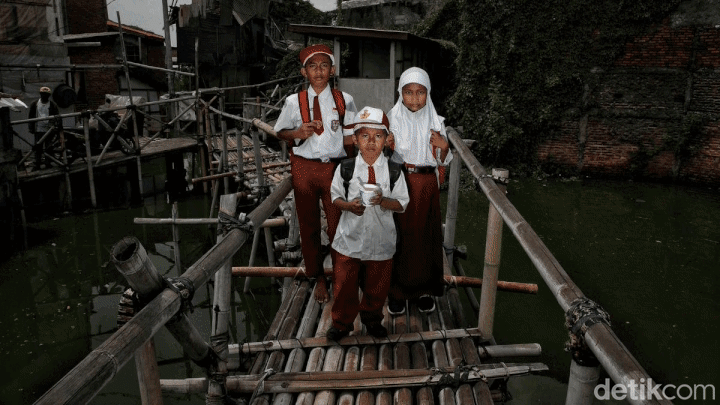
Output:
left=107, top=0, right=336, bottom=46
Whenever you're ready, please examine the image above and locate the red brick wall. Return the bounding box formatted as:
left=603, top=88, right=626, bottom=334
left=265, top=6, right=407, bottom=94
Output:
left=65, top=0, right=108, bottom=34
left=538, top=20, right=720, bottom=184
left=68, top=41, right=119, bottom=109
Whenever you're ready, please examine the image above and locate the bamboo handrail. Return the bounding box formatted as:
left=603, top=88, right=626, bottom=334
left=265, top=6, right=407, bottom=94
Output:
left=230, top=327, right=488, bottom=354
left=32, top=177, right=294, bottom=405
left=446, top=127, right=670, bottom=405
left=159, top=363, right=549, bottom=395
left=230, top=266, right=538, bottom=294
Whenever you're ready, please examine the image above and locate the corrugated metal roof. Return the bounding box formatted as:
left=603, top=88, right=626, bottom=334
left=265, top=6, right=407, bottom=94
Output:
left=63, top=32, right=119, bottom=41
left=107, top=21, right=164, bottom=41
left=288, top=24, right=417, bottom=41
left=0, top=97, right=28, bottom=110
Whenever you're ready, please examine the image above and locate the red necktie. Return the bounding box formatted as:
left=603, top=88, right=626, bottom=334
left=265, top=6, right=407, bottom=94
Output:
left=368, top=166, right=376, bottom=184
left=312, top=95, right=323, bottom=135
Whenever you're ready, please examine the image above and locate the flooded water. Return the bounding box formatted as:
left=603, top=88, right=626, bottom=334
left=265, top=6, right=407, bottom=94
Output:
left=0, top=176, right=718, bottom=404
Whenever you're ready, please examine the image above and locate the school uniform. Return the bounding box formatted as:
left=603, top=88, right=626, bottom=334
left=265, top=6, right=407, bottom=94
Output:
left=329, top=153, right=409, bottom=331
left=387, top=67, right=453, bottom=301
left=274, top=85, right=357, bottom=279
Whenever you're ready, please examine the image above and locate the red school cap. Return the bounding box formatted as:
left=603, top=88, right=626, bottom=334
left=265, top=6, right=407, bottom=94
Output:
left=299, top=44, right=335, bottom=66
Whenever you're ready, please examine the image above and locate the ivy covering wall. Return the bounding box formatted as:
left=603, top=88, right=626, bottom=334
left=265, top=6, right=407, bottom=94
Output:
left=420, top=0, right=684, bottom=171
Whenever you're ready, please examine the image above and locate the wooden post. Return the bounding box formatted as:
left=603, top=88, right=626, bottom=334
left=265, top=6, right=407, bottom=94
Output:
left=112, top=237, right=166, bottom=405
left=219, top=93, right=230, bottom=194
left=207, top=193, right=237, bottom=404
left=477, top=168, right=508, bottom=340
left=58, top=127, right=73, bottom=210
left=244, top=128, right=268, bottom=291
left=195, top=37, right=208, bottom=193
left=161, top=0, right=176, bottom=134
left=82, top=114, right=97, bottom=207
left=172, top=202, right=182, bottom=271
left=443, top=154, right=460, bottom=264
left=116, top=13, right=144, bottom=198
left=111, top=236, right=213, bottom=368
left=565, top=360, right=601, bottom=405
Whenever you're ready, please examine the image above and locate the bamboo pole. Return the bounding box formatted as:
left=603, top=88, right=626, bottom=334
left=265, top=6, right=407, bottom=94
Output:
left=478, top=167, right=508, bottom=340
left=229, top=266, right=537, bottom=293
left=94, top=111, right=132, bottom=164
left=447, top=127, right=670, bottom=405
left=134, top=217, right=286, bottom=228
left=33, top=177, right=293, bottom=405
left=443, top=153, right=460, bottom=264
left=171, top=202, right=182, bottom=271
left=565, top=360, right=601, bottom=405
left=158, top=364, right=545, bottom=394
left=82, top=114, right=97, bottom=207
left=115, top=13, right=144, bottom=199
left=244, top=128, right=268, bottom=292
left=57, top=128, right=73, bottom=210
left=219, top=93, right=230, bottom=194
left=207, top=193, right=238, bottom=404
left=453, top=259, right=480, bottom=311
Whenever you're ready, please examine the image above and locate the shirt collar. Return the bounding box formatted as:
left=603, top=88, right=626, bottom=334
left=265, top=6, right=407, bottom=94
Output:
left=357, top=153, right=386, bottom=170
left=308, top=85, right=330, bottom=98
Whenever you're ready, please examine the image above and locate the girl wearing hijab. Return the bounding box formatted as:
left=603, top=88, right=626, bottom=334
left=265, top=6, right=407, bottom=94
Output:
left=386, top=67, right=453, bottom=315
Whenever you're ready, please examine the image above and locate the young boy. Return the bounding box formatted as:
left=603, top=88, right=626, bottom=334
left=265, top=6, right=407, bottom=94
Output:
left=326, top=107, right=409, bottom=340
left=274, top=44, right=357, bottom=303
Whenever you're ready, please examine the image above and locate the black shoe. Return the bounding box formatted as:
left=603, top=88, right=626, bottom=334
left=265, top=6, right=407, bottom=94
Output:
left=417, top=295, right=436, bottom=313
left=366, top=324, right=388, bottom=338
left=326, top=326, right=350, bottom=341
left=388, top=299, right=405, bottom=315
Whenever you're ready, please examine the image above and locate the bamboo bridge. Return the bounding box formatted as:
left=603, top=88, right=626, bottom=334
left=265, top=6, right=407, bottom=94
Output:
left=29, top=114, right=672, bottom=404
left=6, top=22, right=672, bottom=405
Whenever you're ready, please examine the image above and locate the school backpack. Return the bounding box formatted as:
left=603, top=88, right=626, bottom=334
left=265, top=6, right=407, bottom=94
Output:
left=340, top=158, right=403, bottom=199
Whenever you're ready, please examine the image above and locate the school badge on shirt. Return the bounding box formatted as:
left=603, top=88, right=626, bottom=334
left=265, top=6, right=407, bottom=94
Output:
left=331, top=120, right=340, bottom=131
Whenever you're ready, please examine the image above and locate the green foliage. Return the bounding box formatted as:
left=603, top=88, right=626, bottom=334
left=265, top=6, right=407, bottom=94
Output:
left=441, top=0, right=682, bottom=170
left=269, top=0, right=331, bottom=26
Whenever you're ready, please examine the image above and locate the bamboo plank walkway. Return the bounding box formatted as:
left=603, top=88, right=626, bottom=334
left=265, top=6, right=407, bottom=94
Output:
left=160, top=254, right=548, bottom=404
left=17, top=135, right=198, bottom=182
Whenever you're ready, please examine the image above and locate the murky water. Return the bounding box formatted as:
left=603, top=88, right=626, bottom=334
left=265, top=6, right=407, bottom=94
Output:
left=0, top=177, right=717, bottom=404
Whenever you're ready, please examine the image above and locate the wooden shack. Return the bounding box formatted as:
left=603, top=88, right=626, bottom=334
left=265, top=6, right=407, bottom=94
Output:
left=288, top=24, right=455, bottom=113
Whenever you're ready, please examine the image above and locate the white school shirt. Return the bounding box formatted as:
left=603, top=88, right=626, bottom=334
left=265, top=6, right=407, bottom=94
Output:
left=273, top=85, right=357, bottom=160
left=389, top=116, right=453, bottom=167
left=330, top=154, right=409, bottom=261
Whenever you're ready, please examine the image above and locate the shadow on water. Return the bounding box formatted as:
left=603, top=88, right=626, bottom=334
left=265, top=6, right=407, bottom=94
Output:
left=0, top=177, right=718, bottom=404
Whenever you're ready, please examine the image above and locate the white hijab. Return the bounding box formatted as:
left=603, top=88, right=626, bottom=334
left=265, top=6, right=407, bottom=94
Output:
left=387, top=67, right=445, bottom=166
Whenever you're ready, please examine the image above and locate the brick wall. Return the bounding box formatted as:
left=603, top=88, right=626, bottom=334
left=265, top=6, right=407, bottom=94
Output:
left=65, top=0, right=108, bottom=34
left=539, top=18, right=720, bottom=184
left=68, top=41, right=119, bottom=109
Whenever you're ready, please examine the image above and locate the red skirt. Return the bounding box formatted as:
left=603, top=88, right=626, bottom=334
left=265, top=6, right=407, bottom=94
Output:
left=389, top=171, right=445, bottom=300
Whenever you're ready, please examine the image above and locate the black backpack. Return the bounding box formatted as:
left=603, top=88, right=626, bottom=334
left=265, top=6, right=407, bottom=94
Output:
left=340, top=158, right=403, bottom=199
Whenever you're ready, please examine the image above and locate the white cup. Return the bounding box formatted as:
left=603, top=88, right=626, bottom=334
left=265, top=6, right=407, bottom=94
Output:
left=360, top=184, right=380, bottom=207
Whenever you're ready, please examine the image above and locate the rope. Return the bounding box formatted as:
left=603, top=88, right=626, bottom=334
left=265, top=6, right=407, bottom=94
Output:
left=565, top=297, right=610, bottom=366
left=248, top=368, right=276, bottom=404
left=217, top=211, right=253, bottom=236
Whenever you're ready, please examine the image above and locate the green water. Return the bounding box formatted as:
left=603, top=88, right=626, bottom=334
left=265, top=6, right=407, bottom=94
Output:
left=0, top=177, right=717, bottom=404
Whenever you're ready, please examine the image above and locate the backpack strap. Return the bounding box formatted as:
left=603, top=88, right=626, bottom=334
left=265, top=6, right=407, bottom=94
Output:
left=388, top=160, right=402, bottom=192
left=298, top=90, right=311, bottom=124
left=341, top=158, right=402, bottom=200
left=339, top=157, right=355, bottom=199
left=331, top=89, right=345, bottom=122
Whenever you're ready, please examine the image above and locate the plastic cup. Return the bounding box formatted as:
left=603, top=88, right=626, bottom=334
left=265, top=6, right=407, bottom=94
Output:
left=360, top=184, right=380, bottom=207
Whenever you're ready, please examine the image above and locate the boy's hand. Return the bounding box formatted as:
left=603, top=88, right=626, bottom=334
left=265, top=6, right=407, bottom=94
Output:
left=347, top=198, right=365, bottom=216
left=297, top=121, right=322, bottom=139
left=369, top=188, right=383, bottom=206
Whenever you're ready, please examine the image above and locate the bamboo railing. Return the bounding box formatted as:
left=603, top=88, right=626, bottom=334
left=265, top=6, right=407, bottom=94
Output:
left=446, top=126, right=671, bottom=405
left=32, top=176, right=293, bottom=405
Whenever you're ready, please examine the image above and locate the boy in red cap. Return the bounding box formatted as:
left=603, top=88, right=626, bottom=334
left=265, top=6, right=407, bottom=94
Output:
left=326, top=106, right=409, bottom=340
left=274, top=44, right=358, bottom=303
